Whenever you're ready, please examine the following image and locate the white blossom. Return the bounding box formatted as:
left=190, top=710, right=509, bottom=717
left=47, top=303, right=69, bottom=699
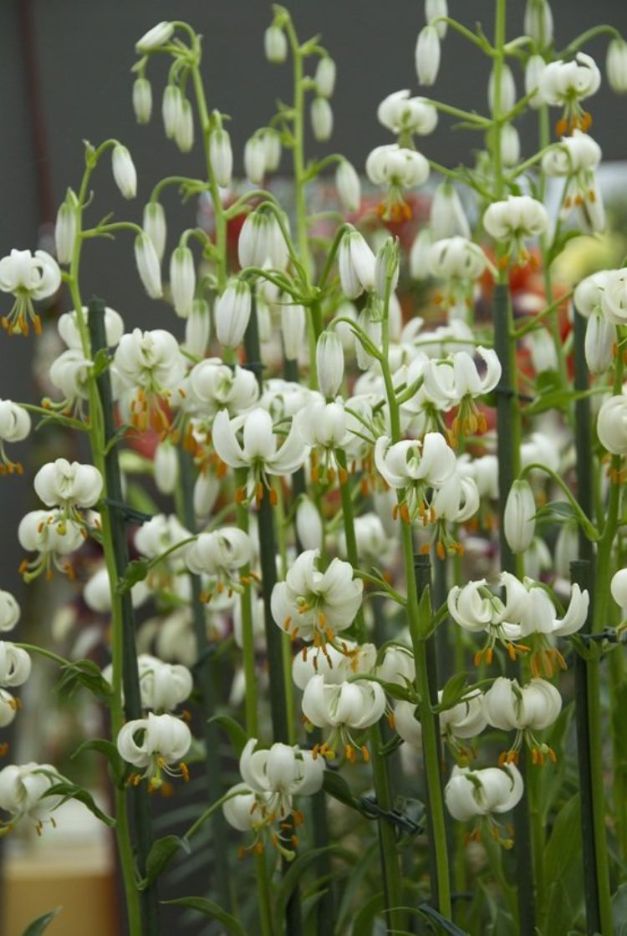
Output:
left=0, top=642, right=31, bottom=687
left=215, top=279, right=252, bottom=348
left=111, top=145, right=137, bottom=200
left=597, top=394, right=627, bottom=454
left=136, top=21, right=174, bottom=53
left=34, top=459, right=102, bottom=510
left=209, top=127, right=233, bottom=188
left=377, top=90, right=438, bottom=136
left=606, top=39, right=627, bottom=93
left=264, top=24, right=287, bottom=63
left=338, top=228, right=376, bottom=298
left=117, top=712, right=191, bottom=787
left=445, top=764, right=523, bottom=821
left=0, top=249, right=61, bottom=336
left=311, top=97, right=333, bottom=141
left=132, top=77, right=152, bottom=124
left=0, top=591, right=20, bottom=633
left=0, top=763, right=63, bottom=828
left=134, top=233, right=163, bottom=298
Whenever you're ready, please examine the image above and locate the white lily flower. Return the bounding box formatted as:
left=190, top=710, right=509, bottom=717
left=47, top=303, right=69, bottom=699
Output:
left=302, top=674, right=386, bottom=760
left=114, top=328, right=185, bottom=394
left=84, top=566, right=148, bottom=612
left=395, top=688, right=487, bottom=752
left=238, top=208, right=289, bottom=270
left=58, top=306, right=124, bottom=349
left=542, top=131, right=604, bottom=232
left=484, top=676, right=561, bottom=733
left=294, top=399, right=350, bottom=463
left=366, top=144, right=430, bottom=190
left=0, top=690, right=17, bottom=727
left=136, top=21, right=174, bottom=53
left=376, top=644, right=415, bottom=687
left=0, top=591, right=20, bottom=633
left=18, top=508, right=84, bottom=578
left=111, top=145, right=137, bottom=199
left=314, top=56, right=336, bottom=97
left=597, top=394, right=627, bottom=454
left=431, top=473, right=480, bottom=524
left=169, top=245, right=196, bottom=318
left=293, top=641, right=375, bottom=690
left=0, top=763, right=64, bottom=829
left=415, top=25, right=441, bottom=85
left=49, top=350, right=92, bottom=406
left=311, top=97, right=333, bottom=141
left=270, top=549, right=363, bottom=642
left=132, top=77, right=152, bottom=124
left=215, top=279, right=252, bottom=348
left=338, top=228, right=376, bottom=299
left=540, top=52, right=601, bottom=110
left=0, top=400, right=31, bottom=473
left=190, top=358, right=258, bottom=417
left=524, top=0, right=553, bottom=45
left=135, top=514, right=190, bottom=565
left=0, top=248, right=61, bottom=336
left=238, top=738, right=325, bottom=823
left=138, top=656, right=193, bottom=712
left=335, top=160, right=361, bottom=213
left=607, top=39, right=627, bottom=93
left=134, top=233, right=163, bottom=298
left=222, top=782, right=272, bottom=832
left=445, top=764, right=523, bottom=822
left=117, top=712, right=191, bottom=788
left=600, top=268, right=627, bottom=325
left=264, top=24, right=287, bottom=63
left=213, top=407, right=309, bottom=498
left=209, top=126, right=233, bottom=188
left=611, top=569, right=627, bottom=610
left=339, top=513, right=396, bottom=568
left=34, top=459, right=102, bottom=510
left=483, top=196, right=549, bottom=260
left=54, top=190, right=79, bottom=264
left=185, top=528, right=253, bottom=592
left=377, top=90, right=438, bottom=136
left=0, top=642, right=31, bottom=687
left=574, top=269, right=611, bottom=318
left=428, top=237, right=486, bottom=280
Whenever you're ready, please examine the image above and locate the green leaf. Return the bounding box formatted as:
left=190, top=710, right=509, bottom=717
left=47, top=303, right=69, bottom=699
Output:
left=207, top=714, right=248, bottom=756
left=535, top=500, right=577, bottom=524
left=21, top=908, right=62, bottom=936
left=416, top=902, right=469, bottom=935
left=162, top=897, right=246, bottom=935
left=352, top=891, right=385, bottom=934
left=322, top=770, right=361, bottom=811
left=275, top=845, right=340, bottom=920
left=612, top=883, right=627, bottom=935
left=139, top=834, right=190, bottom=890
left=70, top=738, right=124, bottom=784
left=540, top=794, right=584, bottom=933
left=116, top=558, right=149, bottom=594
left=43, top=782, right=115, bottom=827
left=437, top=672, right=469, bottom=711
left=56, top=659, right=112, bottom=701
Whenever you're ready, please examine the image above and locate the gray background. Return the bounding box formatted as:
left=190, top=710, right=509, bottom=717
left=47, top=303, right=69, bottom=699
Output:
left=2, top=0, right=627, bottom=601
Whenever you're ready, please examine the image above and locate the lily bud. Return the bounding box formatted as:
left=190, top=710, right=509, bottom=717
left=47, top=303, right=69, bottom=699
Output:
left=316, top=330, right=345, bottom=398
left=585, top=311, right=614, bottom=373
left=504, top=479, right=536, bottom=553
left=264, top=24, right=287, bottom=63
left=0, top=591, right=20, bottom=633
left=169, top=245, right=196, bottom=318
left=183, top=299, right=211, bottom=357
left=54, top=189, right=79, bottom=265
left=525, top=54, right=547, bottom=109
left=215, top=279, right=252, bottom=348
left=280, top=301, right=306, bottom=361
left=597, top=395, right=627, bottom=455
left=143, top=202, right=167, bottom=262
left=374, top=238, right=400, bottom=299
left=335, top=160, right=361, bottom=213
left=311, top=97, right=333, bottom=141
left=174, top=98, right=194, bottom=153
left=430, top=182, right=470, bottom=240
left=295, top=497, right=324, bottom=552
left=112, top=145, right=137, bottom=199
left=154, top=441, right=179, bottom=494
left=500, top=124, right=520, bottom=166
left=426, top=0, right=448, bottom=37
left=415, top=25, right=441, bottom=86
left=409, top=228, right=433, bottom=279
left=261, top=128, right=282, bottom=171
left=607, top=39, right=627, bottom=93
left=611, top=568, right=627, bottom=609
left=524, top=0, right=554, bottom=46
left=244, top=136, right=267, bottom=185
left=338, top=228, right=376, bottom=298
left=238, top=208, right=288, bottom=270
left=488, top=63, right=516, bottom=115
left=134, top=232, right=163, bottom=298
left=136, top=21, right=174, bottom=53
left=209, top=127, right=233, bottom=188
left=315, top=56, right=336, bottom=97
left=133, top=77, right=153, bottom=124
left=162, top=84, right=183, bottom=139
left=194, top=471, right=220, bottom=519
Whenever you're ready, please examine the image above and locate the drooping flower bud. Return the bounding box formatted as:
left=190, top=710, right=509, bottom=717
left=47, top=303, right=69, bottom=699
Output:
left=504, top=479, right=536, bottom=553
left=112, top=145, right=137, bottom=199
left=316, top=330, right=345, bottom=399
left=430, top=182, right=470, bottom=240
left=183, top=299, right=211, bottom=357
left=143, top=202, right=167, bottom=262
left=311, top=97, right=333, bottom=141
left=261, top=128, right=282, bottom=171
left=488, top=63, right=516, bottom=115
left=169, top=245, right=196, bottom=318
left=338, top=228, right=376, bottom=298
left=280, top=301, right=306, bottom=361
left=133, top=77, right=153, bottom=124
left=215, top=279, right=252, bottom=348
left=54, top=189, right=79, bottom=265
left=335, top=160, right=361, bottom=213
left=314, top=57, right=337, bottom=97
left=209, top=127, right=233, bottom=188
left=174, top=98, right=194, bottom=153
left=500, top=124, right=520, bottom=166
left=409, top=228, right=433, bottom=279
left=524, top=0, right=554, bottom=47
left=162, top=84, right=183, bottom=139
left=244, top=136, right=267, bottom=185
left=374, top=237, right=400, bottom=299
left=426, top=0, right=448, bottom=37
left=136, top=21, right=174, bottom=53
left=585, top=311, right=614, bottom=374
left=295, top=497, right=325, bottom=552
left=606, top=39, right=627, bottom=93
left=238, top=208, right=289, bottom=270
left=134, top=232, right=163, bottom=298
left=415, top=25, right=441, bottom=86
left=611, top=568, right=627, bottom=609
left=525, top=54, right=547, bottom=109
left=154, top=441, right=179, bottom=495
left=264, top=24, right=287, bottom=63
left=597, top=394, right=627, bottom=455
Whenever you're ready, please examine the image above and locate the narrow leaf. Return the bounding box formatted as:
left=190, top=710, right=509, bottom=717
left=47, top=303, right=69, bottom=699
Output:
left=163, top=897, right=246, bottom=935
left=21, top=909, right=62, bottom=936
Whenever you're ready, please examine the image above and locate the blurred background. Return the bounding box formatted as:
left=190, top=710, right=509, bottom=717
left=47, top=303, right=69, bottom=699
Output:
left=2, top=1, right=627, bottom=932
